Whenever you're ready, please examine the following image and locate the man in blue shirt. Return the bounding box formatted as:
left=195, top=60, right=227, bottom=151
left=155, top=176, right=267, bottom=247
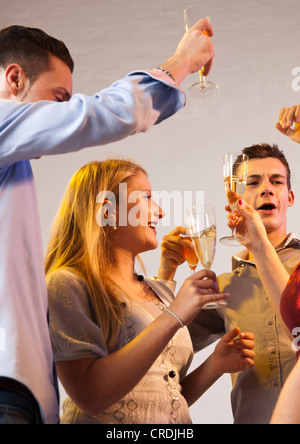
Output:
left=0, top=22, right=215, bottom=423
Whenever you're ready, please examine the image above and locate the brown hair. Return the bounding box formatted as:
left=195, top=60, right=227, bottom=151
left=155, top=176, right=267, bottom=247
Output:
left=0, top=25, right=74, bottom=83
left=242, top=143, right=291, bottom=190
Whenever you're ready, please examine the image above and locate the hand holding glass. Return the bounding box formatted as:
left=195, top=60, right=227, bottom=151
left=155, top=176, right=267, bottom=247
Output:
left=187, top=204, right=225, bottom=309
left=183, top=4, right=218, bottom=99
left=220, top=153, right=249, bottom=246
left=181, top=230, right=199, bottom=274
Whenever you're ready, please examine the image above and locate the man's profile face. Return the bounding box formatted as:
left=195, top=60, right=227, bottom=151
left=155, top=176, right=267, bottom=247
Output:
left=21, top=54, right=73, bottom=103
left=243, top=157, right=294, bottom=236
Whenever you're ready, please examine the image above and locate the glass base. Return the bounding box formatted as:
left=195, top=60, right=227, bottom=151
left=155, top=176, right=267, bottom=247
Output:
left=189, top=81, right=219, bottom=99
left=219, top=235, right=246, bottom=247
left=203, top=301, right=227, bottom=310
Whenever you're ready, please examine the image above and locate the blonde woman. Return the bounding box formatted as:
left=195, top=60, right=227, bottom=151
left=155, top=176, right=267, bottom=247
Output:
left=46, top=159, right=255, bottom=424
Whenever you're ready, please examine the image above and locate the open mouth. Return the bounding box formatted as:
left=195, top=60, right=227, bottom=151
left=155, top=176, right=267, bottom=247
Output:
left=148, top=222, right=158, bottom=230
left=257, top=203, right=277, bottom=212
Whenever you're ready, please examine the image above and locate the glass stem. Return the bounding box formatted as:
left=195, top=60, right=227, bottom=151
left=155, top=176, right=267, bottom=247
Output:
left=232, top=205, right=237, bottom=238
left=199, top=67, right=206, bottom=87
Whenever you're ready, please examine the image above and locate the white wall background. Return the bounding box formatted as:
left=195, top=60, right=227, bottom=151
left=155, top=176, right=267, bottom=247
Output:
left=2, top=0, right=300, bottom=424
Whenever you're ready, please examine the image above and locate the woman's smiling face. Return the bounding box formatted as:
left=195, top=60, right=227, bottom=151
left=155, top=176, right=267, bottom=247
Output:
left=113, top=171, right=165, bottom=256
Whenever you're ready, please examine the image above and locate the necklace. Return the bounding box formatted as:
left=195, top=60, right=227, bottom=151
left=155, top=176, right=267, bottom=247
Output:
left=134, top=273, right=161, bottom=303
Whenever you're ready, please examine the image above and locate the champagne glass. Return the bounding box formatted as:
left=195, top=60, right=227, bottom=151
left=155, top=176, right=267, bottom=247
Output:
left=183, top=4, right=218, bottom=99
left=187, top=204, right=225, bottom=309
left=181, top=230, right=199, bottom=274
left=220, top=153, right=249, bottom=246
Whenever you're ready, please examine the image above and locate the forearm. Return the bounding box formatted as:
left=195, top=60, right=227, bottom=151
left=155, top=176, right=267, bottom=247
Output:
left=58, top=310, right=181, bottom=416
left=270, top=358, right=300, bottom=424
left=181, top=354, right=222, bottom=407
left=250, top=240, right=292, bottom=339
left=0, top=73, right=185, bottom=167
left=157, top=262, right=177, bottom=281
left=160, top=56, right=191, bottom=88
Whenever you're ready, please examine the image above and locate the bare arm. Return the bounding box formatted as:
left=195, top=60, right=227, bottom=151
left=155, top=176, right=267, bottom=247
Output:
left=228, top=200, right=292, bottom=339
left=249, top=240, right=292, bottom=339
left=56, top=271, right=227, bottom=416
left=57, top=311, right=180, bottom=416
left=271, top=358, right=300, bottom=424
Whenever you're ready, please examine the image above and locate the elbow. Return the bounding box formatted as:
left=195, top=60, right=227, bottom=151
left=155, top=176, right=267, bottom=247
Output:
left=72, top=393, right=119, bottom=418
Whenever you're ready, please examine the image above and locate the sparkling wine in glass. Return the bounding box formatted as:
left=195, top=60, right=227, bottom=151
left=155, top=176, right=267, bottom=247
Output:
left=220, top=153, right=249, bottom=246
left=181, top=231, right=199, bottom=274
left=187, top=204, right=225, bottom=309
left=183, top=4, right=218, bottom=99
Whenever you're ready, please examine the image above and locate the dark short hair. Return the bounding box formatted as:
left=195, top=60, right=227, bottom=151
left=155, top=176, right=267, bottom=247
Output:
left=0, top=25, right=74, bottom=83
left=242, top=143, right=291, bottom=190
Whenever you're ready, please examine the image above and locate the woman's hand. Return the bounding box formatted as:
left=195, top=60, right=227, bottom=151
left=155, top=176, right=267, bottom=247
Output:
left=213, top=327, right=255, bottom=375
left=226, top=200, right=269, bottom=252
left=168, top=270, right=229, bottom=326
left=157, top=226, right=194, bottom=280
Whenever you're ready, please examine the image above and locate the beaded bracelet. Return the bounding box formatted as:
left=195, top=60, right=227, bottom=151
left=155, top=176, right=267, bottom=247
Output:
left=164, top=308, right=184, bottom=328
left=155, top=66, right=176, bottom=83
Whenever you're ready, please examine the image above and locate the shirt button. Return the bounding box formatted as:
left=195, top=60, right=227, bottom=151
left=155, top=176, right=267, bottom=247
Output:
left=268, top=321, right=273, bottom=326
left=272, top=381, right=279, bottom=387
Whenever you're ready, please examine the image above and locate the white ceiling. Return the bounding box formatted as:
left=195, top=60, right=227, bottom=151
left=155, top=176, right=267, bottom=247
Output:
left=2, top=0, right=300, bottom=424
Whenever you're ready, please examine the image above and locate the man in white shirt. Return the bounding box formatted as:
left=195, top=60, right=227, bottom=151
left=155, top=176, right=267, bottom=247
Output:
left=0, top=22, right=215, bottom=423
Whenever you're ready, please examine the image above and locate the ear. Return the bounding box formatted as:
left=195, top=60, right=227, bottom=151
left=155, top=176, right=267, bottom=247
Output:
left=5, top=64, right=27, bottom=97
left=95, top=195, right=117, bottom=228
left=287, top=190, right=295, bottom=208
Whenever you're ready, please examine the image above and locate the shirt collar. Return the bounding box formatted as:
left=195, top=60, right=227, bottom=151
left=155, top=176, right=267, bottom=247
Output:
left=232, top=233, right=300, bottom=270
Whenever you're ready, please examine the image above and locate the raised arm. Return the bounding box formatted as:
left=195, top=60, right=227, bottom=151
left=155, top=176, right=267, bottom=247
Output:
left=0, top=73, right=184, bottom=168
left=0, top=18, right=214, bottom=167
left=270, top=357, right=300, bottom=424
left=227, top=200, right=292, bottom=339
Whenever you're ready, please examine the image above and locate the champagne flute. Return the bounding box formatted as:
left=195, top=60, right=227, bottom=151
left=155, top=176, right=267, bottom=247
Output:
left=181, top=230, right=199, bottom=274
left=187, top=204, right=225, bottom=309
left=220, top=153, right=249, bottom=246
left=183, top=4, right=218, bottom=99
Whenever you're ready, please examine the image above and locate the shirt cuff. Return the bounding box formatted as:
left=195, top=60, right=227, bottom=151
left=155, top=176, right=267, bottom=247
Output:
left=128, top=69, right=186, bottom=105
left=146, top=69, right=186, bottom=98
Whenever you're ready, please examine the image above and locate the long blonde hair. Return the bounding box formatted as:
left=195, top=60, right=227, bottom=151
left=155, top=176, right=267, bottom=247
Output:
left=45, top=158, right=147, bottom=351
